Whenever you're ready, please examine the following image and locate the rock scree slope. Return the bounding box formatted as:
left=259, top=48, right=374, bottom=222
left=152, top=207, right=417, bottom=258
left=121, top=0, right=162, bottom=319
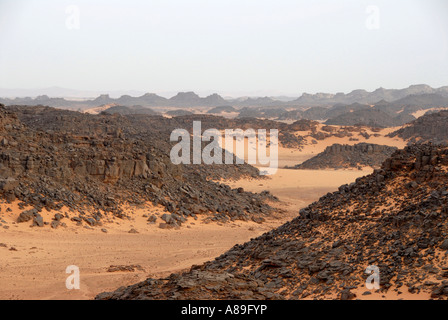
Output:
left=295, top=143, right=398, bottom=170
left=389, top=110, right=448, bottom=145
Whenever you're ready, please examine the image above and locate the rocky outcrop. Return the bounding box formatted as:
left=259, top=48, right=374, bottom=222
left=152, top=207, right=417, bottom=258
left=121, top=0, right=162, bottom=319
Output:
left=101, top=105, right=159, bottom=115
left=288, top=119, right=319, bottom=132
left=165, top=109, right=193, bottom=117
left=295, top=143, right=398, bottom=169
left=3, top=85, right=447, bottom=109
left=325, top=108, right=415, bottom=128
left=0, top=105, right=277, bottom=226
left=389, top=110, right=448, bottom=145
left=207, top=106, right=236, bottom=114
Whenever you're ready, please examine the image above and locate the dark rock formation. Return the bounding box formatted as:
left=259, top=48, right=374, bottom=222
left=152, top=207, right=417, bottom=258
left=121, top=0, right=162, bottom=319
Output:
left=325, top=109, right=415, bottom=128
left=207, top=106, right=236, bottom=114
left=389, top=110, right=448, bottom=145
left=101, top=105, right=159, bottom=115
left=0, top=104, right=277, bottom=226
left=165, top=109, right=194, bottom=117
left=295, top=143, right=398, bottom=169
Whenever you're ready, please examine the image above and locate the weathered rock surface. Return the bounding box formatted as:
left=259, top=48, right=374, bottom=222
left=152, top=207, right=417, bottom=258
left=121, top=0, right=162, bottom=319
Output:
left=295, top=143, right=398, bottom=170
left=389, top=110, right=448, bottom=145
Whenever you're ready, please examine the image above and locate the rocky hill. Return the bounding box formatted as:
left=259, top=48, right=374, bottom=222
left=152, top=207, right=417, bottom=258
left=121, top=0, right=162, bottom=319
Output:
left=325, top=108, right=415, bottom=128
left=101, top=105, right=160, bottom=115
left=165, top=109, right=194, bottom=117
left=295, top=143, right=398, bottom=170
left=207, top=106, right=237, bottom=114
left=390, top=93, right=448, bottom=108
left=0, top=105, right=278, bottom=228
left=291, top=85, right=448, bottom=106
left=388, top=110, right=448, bottom=145
left=97, top=144, right=448, bottom=300
left=237, top=107, right=288, bottom=119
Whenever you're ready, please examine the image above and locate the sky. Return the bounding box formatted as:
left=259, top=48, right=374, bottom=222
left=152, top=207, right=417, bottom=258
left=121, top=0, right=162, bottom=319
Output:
left=0, top=0, right=447, bottom=97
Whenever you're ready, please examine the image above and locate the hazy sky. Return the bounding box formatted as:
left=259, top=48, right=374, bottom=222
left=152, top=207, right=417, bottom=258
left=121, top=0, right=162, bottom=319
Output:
left=0, top=0, right=447, bottom=97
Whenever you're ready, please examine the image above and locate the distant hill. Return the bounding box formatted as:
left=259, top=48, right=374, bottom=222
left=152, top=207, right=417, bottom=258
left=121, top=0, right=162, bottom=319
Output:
left=168, top=92, right=202, bottom=106
left=168, top=92, right=229, bottom=107
left=325, top=103, right=372, bottom=119
left=276, top=99, right=439, bottom=123
left=295, top=143, right=398, bottom=169
left=202, top=93, right=228, bottom=106
left=325, top=108, right=415, bottom=128
left=165, top=109, right=194, bottom=117
left=291, top=84, right=448, bottom=106
left=0, top=87, right=146, bottom=99
left=276, top=109, right=303, bottom=121
left=390, top=93, right=448, bottom=108
left=100, top=105, right=159, bottom=115
left=229, top=96, right=279, bottom=107
left=300, top=106, right=328, bottom=120
left=237, top=106, right=287, bottom=119
left=207, top=106, right=237, bottom=114
left=1, top=84, right=448, bottom=111
left=388, top=110, right=448, bottom=144
left=116, top=93, right=169, bottom=106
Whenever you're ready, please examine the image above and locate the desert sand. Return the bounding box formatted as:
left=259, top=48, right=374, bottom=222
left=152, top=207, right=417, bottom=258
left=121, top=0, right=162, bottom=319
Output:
left=0, top=201, right=287, bottom=300
left=225, top=168, right=373, bottom=211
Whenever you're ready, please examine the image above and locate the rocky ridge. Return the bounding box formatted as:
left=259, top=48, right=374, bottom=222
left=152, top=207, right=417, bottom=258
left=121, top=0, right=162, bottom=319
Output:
left=295, top=143, right=398, bottom=170
left=389, top=110, right=448, bottom=145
